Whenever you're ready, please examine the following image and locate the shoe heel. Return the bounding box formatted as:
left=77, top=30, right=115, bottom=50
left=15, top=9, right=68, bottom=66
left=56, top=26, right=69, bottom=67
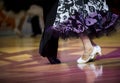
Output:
left=90, top=45, right=102, bottom=60
left=96, top=45, right=102, bottom=56
left=96, top=51, right=102, bottom=56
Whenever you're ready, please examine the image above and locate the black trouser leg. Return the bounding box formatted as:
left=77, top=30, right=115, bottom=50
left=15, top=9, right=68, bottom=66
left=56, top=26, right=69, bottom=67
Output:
left=46, top=36, right=61, bottom=64
left=39, top=30, right=61, bottom=64
left=40, top=0, right=61, bottom=64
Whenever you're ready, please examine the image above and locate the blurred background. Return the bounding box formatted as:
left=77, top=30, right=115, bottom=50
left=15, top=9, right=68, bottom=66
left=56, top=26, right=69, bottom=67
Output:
left=0, top=0, right=56, bottom=37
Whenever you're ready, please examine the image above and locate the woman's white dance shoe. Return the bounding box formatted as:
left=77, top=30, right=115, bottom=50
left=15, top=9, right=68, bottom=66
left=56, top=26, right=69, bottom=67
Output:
left=77, top=45, right=102, bottom=64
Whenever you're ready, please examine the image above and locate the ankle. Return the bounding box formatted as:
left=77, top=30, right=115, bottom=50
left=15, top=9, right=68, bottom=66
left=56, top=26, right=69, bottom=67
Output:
left=84, top=46, right=93, bottom=53
left=82, top=47, right=93, bottom=60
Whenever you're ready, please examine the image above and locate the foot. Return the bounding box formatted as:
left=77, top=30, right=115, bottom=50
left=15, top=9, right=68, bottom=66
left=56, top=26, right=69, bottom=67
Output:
left=47, top=57, right=61, bottom=64
left=81, top=48, right=93, bottom=61
left=77, top=47, right=97, bottom=64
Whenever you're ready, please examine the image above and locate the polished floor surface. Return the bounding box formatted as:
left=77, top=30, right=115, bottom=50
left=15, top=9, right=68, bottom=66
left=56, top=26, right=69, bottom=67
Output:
left=0, top=29, right=120, bottom=83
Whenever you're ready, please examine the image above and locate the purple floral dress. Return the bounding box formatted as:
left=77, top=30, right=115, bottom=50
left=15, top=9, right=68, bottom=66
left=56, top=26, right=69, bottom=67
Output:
left=49, top=0, right=119, bottom=38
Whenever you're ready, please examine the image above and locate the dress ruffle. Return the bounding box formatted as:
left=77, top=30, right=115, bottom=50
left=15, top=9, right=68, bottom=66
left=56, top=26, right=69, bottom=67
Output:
left=47, top=0, right=120, bottom=39
left=51, top=11, right=119, bottom=38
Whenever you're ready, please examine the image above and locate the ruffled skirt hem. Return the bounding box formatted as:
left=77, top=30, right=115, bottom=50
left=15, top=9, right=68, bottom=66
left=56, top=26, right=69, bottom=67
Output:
left=48, top=11, right=119, bottom=39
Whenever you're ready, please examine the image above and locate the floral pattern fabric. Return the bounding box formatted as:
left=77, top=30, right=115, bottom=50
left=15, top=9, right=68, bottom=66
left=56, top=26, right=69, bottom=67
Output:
left=50, top=0, right=119, bottom=38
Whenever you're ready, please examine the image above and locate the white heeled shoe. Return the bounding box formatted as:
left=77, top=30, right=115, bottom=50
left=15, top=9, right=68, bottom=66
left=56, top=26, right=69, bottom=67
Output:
left=77, top=47, right=98, bottom=64
left=77, top=45, right=102, bottom=64
left=90, top=45, right=102, bottom=60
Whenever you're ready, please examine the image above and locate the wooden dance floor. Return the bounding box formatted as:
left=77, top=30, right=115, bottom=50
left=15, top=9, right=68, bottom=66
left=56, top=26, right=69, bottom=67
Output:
left=0, top=29, right=120, bottom=83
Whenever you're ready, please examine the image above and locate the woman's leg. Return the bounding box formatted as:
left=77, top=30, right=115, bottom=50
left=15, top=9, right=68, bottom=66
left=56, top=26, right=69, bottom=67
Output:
left=77, top=33, right=102, bottom=63
left=79, top=33, right=94, bottom=60
left=90, top=40, right=97, bottom=46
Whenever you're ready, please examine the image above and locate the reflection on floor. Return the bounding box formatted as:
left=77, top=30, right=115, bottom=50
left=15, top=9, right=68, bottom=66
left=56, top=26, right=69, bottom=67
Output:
left=0, top=31, right=120, bottom=83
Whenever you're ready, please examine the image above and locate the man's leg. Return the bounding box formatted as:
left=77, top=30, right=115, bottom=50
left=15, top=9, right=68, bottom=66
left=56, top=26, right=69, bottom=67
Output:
left=39, top=29, right=61, bottom=64
left=39, top=0, right=61, bottom=64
